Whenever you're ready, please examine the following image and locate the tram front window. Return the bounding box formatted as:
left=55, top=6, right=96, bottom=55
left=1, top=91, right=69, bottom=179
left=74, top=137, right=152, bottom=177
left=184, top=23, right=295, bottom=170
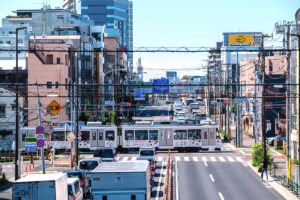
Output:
left=81, top=131, right=90, bottom=141
left=149, top=130, right=158, bottom=140
left=106, top=131, right=115, bottom=140
left=135, top=130, right=148, bottom=140
left=52, top=131, right=65, bottom=141
left=125, top=130, right=134, bottom=140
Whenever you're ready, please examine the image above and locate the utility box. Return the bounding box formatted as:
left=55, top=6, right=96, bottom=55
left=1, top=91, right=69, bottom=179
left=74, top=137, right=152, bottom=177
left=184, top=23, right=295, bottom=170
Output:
left=12, top=173, right=68, bottom=200
left=88, top=161, right=151, bottom=200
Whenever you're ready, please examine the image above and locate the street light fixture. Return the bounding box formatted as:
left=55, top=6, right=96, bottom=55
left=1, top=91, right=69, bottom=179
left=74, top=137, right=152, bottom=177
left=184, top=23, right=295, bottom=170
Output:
left=15, top=26, right=27, bottom=180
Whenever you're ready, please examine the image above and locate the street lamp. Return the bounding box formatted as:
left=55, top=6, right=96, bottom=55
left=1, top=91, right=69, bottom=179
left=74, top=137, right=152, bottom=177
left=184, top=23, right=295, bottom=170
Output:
left=15, top=26, right=27, bottom=180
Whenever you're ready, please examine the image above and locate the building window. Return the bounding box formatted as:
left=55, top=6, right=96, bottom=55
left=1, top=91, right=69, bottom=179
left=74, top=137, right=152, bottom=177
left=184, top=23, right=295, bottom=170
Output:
left=6, top=41, right=11, bottom=45
left=46, top=81, right=52, bottom=88
left=0, top=41, right=3, bottom=44
left=11, top=104, right=16, bottom=110
left=56, top=57, right=61, bottom=64
left=46, top=55, right=53, bottom=64
left=0, top=105, right=6, bottom=118
left=57, top=15, right=64, bottom=20
left=18, top=39, right=23, bottom=44
left=269, top=60, right=273, bottom=72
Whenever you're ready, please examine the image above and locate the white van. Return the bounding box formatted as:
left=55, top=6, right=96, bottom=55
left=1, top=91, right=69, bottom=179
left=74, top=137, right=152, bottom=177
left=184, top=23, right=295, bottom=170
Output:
left=67, top=178, right=83, bottom=200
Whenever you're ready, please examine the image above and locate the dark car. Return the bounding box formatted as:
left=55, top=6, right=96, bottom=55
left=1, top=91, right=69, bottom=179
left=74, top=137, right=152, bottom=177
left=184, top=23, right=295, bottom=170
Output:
left=93, top=147, right=116, bottom=162
left=63, top=170, right=89, bottom=198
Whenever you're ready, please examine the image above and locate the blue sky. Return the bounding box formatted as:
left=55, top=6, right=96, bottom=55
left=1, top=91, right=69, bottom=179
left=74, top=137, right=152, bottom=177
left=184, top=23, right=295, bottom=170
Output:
left=1, top=0, right=299, bottom=80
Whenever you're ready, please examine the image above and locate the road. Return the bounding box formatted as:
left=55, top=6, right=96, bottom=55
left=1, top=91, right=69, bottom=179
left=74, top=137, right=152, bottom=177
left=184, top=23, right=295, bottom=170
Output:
left=176, top=151, right=285, bottom=200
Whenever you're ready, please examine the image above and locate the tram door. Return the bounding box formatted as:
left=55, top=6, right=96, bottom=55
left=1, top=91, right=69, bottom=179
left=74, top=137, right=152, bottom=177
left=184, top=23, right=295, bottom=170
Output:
left=159, top=128, right=173, bottom=147
left=208, top=129, right=216, bottom=145
left=90, top=129, right=105, bottom=148
left=201, top=128, right=209, bottom=146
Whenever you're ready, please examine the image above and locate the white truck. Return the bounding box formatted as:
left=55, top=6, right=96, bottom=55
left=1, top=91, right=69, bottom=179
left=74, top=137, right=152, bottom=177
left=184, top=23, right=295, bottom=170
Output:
left=12, top=173, right=68, bottom=200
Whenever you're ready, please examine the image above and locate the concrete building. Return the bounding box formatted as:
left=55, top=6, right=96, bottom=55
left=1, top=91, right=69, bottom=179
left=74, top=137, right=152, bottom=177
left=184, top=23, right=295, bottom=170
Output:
left=166, top=71, right=177, bottom=82
left=0, top=87, right=23, bottom=150
left=62, top=0, right=82, bottom=14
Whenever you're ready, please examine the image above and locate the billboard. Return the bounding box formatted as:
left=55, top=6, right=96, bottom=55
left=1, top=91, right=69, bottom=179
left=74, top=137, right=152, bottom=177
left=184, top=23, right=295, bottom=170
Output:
left=224, top=32, right=262, bottom=47
left=152, top=79, right=169, bottom=93
left=134, top=89, right=145, bottom=101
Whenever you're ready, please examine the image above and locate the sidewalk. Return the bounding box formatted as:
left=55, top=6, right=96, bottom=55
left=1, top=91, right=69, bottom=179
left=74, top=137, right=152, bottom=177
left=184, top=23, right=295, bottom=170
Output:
left=246, top=161, right=299, bottom=200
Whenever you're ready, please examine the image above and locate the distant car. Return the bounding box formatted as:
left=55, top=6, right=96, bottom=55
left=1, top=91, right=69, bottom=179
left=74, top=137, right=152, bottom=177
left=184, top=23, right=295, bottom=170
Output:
left=93, top=147, right=116, bottom=162
left=267, top=135, right=286, bottom=146
left=64, top=170, right=89, bottom=198
left=177, top=116, right=186, bottom=124
left=78, top=158, right=102, bottom=172
left=67, top=177, right=83, bottom=200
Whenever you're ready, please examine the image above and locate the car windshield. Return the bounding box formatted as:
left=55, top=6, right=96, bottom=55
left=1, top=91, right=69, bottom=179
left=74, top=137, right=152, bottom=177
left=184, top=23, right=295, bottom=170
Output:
left=79, top=161, right=98, bottom=170
left=140, top=150, right=154, bottom=156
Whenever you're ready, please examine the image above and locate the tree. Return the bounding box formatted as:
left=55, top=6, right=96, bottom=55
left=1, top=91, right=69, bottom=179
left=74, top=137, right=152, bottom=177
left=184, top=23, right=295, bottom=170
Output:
left=252, top=143, right=270, bottom=167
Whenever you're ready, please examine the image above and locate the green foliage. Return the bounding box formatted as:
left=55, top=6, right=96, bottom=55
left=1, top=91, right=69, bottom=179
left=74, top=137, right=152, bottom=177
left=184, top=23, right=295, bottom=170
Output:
left=293, top=159, right=300, bottom=165
left=251, top=143, right=271, bottom=167
left=0, top=172, right=9, bottom=185
left=230, top=103, right=237, bottom=113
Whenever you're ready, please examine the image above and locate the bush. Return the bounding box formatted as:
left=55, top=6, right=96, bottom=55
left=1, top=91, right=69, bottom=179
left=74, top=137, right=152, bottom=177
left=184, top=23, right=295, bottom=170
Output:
left=252, top=143, right=271, bottom=167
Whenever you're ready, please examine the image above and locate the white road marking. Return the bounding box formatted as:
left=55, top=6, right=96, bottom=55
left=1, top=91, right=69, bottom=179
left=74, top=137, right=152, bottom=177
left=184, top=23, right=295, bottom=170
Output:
left=116, top=157, right=120, bottom=161
left=210, top=157, right=217, bottom=162
left=227, top=157, right=234, bottom=162
left=131, top=157, right=137, bottom=161
left=236, top=157, right=243, bottom=162
left=209, top=174, right=215, bottom=182
left=204, top=161, right=208, bottom=166
left=202, top=157, right=208, bottom=162
left=218, top=192, right=225, bottom=200
left=122, top=157, right=128, bottom=161
left=157, top=157, right=163, bottom=162
left=156, top=161, right=165, bottom=200
left=218, top=157, right=225, bottom=162
left=184, top=157, right=190, bottom=161
left=175, top=157, right=180, bottom=162
left=193, top=157, right=199, bottom=162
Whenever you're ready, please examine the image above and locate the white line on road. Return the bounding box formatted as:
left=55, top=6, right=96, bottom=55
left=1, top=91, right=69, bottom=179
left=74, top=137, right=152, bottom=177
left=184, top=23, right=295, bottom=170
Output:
left=218, top=157, right=225, bottom=162
left=209, top=174, right=215, bottom=182
left=204, top=161, right=208, bottom=166
left=175, top=156, right=180, bottom=162
left=236, top=157, right=243, bottom=162
left=122, top=157, right=128, bottom=161
left=131, top=157, right=137, bottom=161
left=218, top=192, right=225, bottom=200
left=184, top=157, right=190, bottom=161
left=156, top=161, right=165, bottom=200
left=210, top=157, right=217, bottom=162
left=202, top=157, right=207, bottom=162
left=157, top=157, right=163, bottom=162
left=193, top=157, right=199, bottom=161
left=227, top=157, right=234, bottom=162
left=116, top=157, right=120, bottom=161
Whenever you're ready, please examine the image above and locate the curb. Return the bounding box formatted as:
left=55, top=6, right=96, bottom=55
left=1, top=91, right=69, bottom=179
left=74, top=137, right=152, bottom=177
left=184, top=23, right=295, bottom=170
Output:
left=246, top=161, right=299, bottom=200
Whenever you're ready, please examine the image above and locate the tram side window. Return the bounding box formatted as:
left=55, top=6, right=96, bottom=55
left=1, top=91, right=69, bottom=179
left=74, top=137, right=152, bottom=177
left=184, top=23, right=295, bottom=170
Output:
left=106, top=131, right=115, bottom=140
left=125, top=130, right=134, bottom=140
left=135, top=130, right=148, bottom=140
left=52, top=131, right=65, bottom=141
left=149, top=130, right=158, bottom=140
left=188, top=129, right=201, bottom=139
left=92, top=132, right=96, bottom=140
left=203, top=132, right=208, bottom=139
left=81, top=131, right=90, bottom=141
left=210, top=131, right=215, bottom=139
left=174, top=130, right=187, bottom=140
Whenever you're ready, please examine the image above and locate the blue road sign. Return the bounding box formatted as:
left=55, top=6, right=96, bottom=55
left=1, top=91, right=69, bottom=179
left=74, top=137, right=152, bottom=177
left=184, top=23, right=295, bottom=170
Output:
left=26, top=146, right=38, bottom=153
left=36, top=139, right=45, bottom=148
left=152, top=79, right=169, bottom=93
left=134, top=89, right=145, bottom=100
left=36, top=126, right=44, bottom=134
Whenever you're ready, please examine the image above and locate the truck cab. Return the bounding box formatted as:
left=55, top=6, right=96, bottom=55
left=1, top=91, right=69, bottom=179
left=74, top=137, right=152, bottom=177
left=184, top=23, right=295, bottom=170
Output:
left=137, top=147, right=156, bottom=171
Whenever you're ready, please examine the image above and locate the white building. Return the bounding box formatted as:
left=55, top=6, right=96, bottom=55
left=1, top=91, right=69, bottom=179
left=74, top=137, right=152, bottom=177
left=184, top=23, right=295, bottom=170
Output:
left=0, top=87, right=24, bottom=150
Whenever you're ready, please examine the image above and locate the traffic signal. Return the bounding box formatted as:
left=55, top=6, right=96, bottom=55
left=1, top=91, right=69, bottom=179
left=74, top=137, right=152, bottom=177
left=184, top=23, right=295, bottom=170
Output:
left=216, top=98, right=229, bottom=103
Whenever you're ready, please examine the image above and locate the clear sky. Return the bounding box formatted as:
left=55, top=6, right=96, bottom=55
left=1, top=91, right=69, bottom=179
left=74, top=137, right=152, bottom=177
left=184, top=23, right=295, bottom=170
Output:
left=1, top=0, right=299, bottom=80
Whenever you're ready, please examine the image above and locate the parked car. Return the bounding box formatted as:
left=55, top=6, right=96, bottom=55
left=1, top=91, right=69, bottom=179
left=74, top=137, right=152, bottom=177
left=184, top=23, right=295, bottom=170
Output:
left=64, top=170, right=89, bottom=198
left=137, top=147, right=156, bottom=171
left=267, top=135, right=286, bottom=146
left=67, top=177, right=83, bottom=200
left=78, top=158, right=102, bottom=172
left=93, top=147, right=116, bottom=162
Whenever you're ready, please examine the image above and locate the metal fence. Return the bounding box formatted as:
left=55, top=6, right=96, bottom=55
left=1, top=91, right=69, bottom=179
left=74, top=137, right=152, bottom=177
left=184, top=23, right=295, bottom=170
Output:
left=270, top=161, right=300, bottom=196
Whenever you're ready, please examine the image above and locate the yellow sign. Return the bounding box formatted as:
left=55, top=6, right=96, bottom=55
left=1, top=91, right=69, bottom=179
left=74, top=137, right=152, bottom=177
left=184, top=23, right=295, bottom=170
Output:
left=46, top=100, right=62, bottom=116
left=288, top=158, right=292, bottom=180
left=228, top=35, right=254, bottom=46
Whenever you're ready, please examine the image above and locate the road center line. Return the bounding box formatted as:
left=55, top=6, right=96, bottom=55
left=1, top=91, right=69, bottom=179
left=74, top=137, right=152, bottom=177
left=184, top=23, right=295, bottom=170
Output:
left=204, top=161, right=208, bottom=166
left=210, top=174, right=215, bottom=182
left=156, top=161, right=165, bottom=200
left=218, top=192, right=225, bottom=200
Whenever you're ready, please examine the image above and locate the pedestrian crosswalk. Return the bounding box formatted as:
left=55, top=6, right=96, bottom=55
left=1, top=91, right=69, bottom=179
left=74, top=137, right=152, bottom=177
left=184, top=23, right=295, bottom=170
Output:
left=116, top=155, right=246, bottom=163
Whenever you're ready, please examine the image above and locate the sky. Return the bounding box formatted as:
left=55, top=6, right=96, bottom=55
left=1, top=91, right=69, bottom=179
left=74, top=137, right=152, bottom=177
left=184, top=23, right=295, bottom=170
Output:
left=1, top=0, right=300, bottom=80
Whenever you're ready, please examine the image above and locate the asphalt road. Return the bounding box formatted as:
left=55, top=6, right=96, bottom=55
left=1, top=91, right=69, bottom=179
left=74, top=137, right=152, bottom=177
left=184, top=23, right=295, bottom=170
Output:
left=177, top=152, right=285, bottom=200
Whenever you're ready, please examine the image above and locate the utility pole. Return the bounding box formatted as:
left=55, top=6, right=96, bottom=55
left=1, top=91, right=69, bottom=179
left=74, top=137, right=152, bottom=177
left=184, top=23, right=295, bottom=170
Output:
left=260, top=34, right=271, bottom=164
left=253, top=62, right=258, bottom=144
